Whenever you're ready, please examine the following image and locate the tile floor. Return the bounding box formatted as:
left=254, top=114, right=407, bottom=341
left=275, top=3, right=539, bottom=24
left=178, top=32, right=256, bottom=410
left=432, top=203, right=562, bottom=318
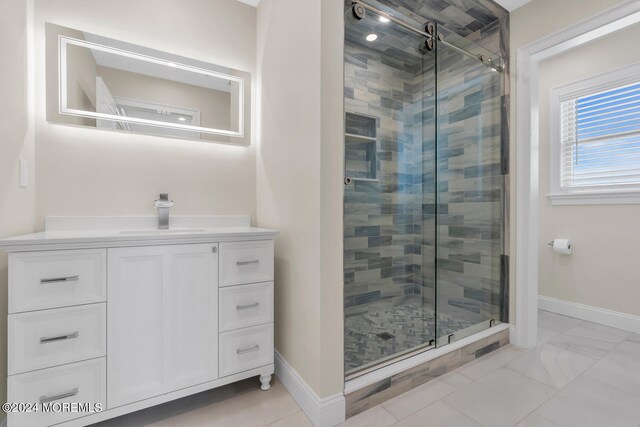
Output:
left=344, top=295, right=474, bottom=372
left=95, top=310, right=640, bottom=427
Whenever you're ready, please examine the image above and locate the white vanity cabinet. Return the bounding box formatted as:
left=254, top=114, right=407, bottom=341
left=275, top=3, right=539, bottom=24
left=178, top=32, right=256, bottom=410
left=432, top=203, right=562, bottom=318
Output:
left=107, top=243, right=219, bottom=408
left=7, top=249, right=108, bottom=427
left=1, top=217, right=277, bottom=427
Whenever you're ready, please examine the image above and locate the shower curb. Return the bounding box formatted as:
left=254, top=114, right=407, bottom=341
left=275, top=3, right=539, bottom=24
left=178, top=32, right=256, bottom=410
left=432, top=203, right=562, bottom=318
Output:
left=344, top=327, right=510, bottom=418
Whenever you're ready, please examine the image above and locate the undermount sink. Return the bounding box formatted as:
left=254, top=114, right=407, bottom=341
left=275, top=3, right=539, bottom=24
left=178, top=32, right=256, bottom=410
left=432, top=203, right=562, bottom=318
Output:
left=118, top=228, right=206, bottom=235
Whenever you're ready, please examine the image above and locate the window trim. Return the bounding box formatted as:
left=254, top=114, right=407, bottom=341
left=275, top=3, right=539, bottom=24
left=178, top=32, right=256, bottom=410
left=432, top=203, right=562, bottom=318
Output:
left=548, top=61, right=640, bottom=205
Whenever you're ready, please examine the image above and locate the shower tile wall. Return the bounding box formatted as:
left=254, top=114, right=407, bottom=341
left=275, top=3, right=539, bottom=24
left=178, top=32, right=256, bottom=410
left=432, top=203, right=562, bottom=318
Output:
left=367, top=0, right=509, bottom=49
left=426, top=46, right=505, bottom=333
left=343, top=40, right=428, bottom=310
left=344, top=0, right=510, bottom=371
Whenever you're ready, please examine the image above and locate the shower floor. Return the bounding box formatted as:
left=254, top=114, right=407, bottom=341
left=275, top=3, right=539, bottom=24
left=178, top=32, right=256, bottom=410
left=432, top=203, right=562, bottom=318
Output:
left=344, top=295, right=475, bottom=373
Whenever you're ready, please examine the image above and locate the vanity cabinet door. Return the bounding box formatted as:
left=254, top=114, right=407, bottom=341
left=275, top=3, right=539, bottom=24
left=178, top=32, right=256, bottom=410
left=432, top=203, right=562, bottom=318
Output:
left=165, top=244, right=219, bottom=390
left=107, top=244, right=218, bottom=408
left=107, top=246, right=165, bottom=408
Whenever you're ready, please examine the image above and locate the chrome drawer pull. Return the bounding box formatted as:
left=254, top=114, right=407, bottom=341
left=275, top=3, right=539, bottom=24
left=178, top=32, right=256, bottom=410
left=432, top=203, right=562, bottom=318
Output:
left=39, top=387, right=79, bottom=404
left=40, top=331, right=79, bottom=344
left=237, top=260, right=259, bottom=266
left=40, top=275, right=80, bottom=285
left=236, top=344, right=260, bottom=355
left=237, top=302, right=260, bottom=311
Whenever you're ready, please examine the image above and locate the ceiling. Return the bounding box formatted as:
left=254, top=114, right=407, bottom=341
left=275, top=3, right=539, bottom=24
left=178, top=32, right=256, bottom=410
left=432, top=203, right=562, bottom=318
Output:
left=237, top=0, right=260, bottom=7
left=493, top=0, right=532, bottom=11
left=237, top=0, right=532, bottom=12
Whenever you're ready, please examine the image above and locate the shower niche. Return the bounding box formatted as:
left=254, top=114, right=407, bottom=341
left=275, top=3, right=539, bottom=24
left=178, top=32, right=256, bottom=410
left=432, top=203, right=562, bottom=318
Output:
left=345, top=112, right=377, bottom=182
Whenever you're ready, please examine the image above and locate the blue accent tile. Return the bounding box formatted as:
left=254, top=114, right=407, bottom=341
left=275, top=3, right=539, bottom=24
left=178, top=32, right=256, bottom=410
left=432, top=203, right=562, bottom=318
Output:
left=354, top=290, right=382, bottom=306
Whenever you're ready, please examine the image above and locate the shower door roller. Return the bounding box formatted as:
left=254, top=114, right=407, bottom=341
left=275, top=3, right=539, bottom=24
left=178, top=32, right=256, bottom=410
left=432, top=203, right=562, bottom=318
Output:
left=422, top=38, right=435, bottom=53
left=350, top=3, right=366, bottom=21
left=424, top=22, right=435, bottom=36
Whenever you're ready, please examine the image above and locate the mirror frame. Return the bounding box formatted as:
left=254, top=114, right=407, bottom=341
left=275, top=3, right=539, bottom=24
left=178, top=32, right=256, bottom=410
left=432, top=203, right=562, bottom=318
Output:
left=47, top=23, right=252, bottom=145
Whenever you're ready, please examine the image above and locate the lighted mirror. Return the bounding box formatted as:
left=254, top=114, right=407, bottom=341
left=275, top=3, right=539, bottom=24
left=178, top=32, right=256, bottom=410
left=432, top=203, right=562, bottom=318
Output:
left=46, top=23, right=251, bottom=144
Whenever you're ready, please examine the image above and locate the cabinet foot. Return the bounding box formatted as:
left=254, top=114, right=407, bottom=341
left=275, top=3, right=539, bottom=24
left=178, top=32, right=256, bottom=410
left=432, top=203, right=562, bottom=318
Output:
left=260, top=373, right=272, bottom=391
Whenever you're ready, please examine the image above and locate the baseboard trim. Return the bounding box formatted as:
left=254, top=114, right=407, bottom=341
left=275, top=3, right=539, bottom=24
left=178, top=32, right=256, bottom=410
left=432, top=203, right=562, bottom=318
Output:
left=539, top=296, right=640, bottom=334
left=274, top=351, right=345, bottom=427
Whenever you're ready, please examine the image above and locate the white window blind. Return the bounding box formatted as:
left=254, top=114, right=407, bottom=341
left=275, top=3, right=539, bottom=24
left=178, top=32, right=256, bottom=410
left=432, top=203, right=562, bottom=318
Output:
left=560, top=82, right=640, bottom=190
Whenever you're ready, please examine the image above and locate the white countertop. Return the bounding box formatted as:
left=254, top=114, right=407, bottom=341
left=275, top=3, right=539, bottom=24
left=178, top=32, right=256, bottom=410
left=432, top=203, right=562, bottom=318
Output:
left=0, top=216, right=278, bottom=252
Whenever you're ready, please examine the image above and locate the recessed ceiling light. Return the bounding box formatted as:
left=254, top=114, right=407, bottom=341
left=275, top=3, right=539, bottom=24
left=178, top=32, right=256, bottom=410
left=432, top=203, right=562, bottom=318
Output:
left=168, top=62, right=177, bottom=67
left=366, top=34, right=378, bottom=42
left=379, top=16, right=390, bottom=23
left=178, top=117, right=186, bottom=121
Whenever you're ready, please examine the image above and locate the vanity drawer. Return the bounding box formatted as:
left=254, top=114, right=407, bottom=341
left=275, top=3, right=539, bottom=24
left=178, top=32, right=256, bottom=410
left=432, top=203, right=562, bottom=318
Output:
left=9, top=249, right=107, bottom=314
left=219, top=282, right=273, bottom=332
left=8, top=358, right=106, bottom=427
left=219, top=323, right=273, bottom=377
left=219, top=240, right=274, bottom=287
left=8, top=303, right=106, bottom=375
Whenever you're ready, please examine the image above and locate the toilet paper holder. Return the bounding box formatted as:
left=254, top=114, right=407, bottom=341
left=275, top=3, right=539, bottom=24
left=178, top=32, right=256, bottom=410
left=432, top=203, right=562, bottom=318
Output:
left=547, top=239, right=573, bottom=250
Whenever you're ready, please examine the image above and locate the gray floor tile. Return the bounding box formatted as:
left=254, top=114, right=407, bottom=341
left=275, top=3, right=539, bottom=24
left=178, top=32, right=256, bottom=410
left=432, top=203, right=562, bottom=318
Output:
left=444, top=368, right=556, bottom=427
left=565, top=321, right=631, bottom=343
left=393, top=401, right=481, bottom=427
left=382, top=372, right=469, bottom=420
left=266, top=411, right=314, bottom=427
left=506, top=342, right=596, bottom=390
left=338, top=406, right=397, bottom=427
left=537, top=327, right=561, bottom=344
left=515, top=411, right=561, bottom=426
left=548, top=329, right=621, bottom=360
left=583, top=340, right=640, bottom=399
left=537, top=310, right=583, bottom=333
left=97, top=311, right=640, bottom=427
left=455, top=344, right=527, bottom=380
left=537, top=375, right=640, bottom=427
left=626, top=333, right=640, bottom=343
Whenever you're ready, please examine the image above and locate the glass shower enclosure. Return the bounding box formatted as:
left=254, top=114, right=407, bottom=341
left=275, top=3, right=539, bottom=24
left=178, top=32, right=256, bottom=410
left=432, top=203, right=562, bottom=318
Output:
left=343, top=1, right=507, bottom=376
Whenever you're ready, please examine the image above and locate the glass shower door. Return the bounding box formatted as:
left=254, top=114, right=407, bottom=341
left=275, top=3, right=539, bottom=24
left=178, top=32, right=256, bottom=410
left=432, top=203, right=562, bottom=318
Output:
left=343, top=5, right=437, bottom=376
left=433, top=30, right=507, bottom=346
left=343, top=3, right=508, bottom=376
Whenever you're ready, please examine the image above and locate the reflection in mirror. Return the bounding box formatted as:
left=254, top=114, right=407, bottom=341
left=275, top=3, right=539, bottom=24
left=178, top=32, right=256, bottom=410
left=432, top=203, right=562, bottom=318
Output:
left=47, top=23, right=250, bottom=144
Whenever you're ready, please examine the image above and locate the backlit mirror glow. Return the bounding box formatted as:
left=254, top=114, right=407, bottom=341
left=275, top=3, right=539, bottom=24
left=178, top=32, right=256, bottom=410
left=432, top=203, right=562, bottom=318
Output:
left=46, top=23, right=252, bottom=144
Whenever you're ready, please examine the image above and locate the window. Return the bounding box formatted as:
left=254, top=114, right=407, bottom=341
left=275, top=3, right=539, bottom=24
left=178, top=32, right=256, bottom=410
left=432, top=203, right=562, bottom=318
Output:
left=549, top=64, right=640, bottom=205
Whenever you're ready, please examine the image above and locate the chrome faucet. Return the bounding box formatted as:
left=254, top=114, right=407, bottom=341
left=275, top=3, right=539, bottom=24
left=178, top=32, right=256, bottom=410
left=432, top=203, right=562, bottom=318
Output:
left=154, top=193, right=174, bottom=230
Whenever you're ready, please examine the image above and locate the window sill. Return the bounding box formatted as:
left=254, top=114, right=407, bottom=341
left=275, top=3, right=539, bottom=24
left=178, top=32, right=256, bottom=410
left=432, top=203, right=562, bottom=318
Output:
left=548, top=190, right=640, bottom=205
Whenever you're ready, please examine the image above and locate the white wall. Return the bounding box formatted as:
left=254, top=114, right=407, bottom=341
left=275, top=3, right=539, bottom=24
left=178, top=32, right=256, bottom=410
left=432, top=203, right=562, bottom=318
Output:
left=509, top=0, right=625, bottom=321
left=257, top=0, right=323, bottom=395
left=537, top=23, right=640, bottom=316
left=257, top=0, right=344, bottom=399
left=319, top=0, right=346, bottom=399
left=0, top=0, right=36, bottom=407
left=34, top=0, right=257, bottom=227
